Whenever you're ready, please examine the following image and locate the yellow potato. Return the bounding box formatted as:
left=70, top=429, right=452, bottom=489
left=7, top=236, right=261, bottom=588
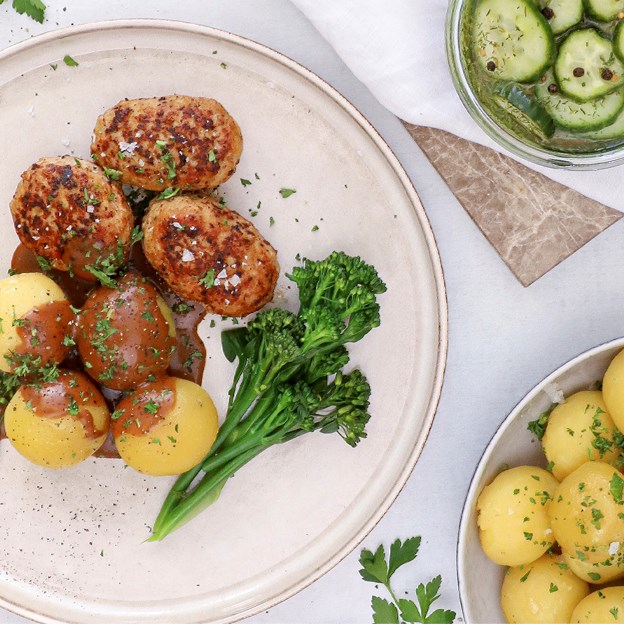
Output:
left=542, top=391, right=619, bottom=481
left=112, top=376, right=218, bottom=476
left=0, top=272, right=73, bottom=373
left=549, top=461, right=624, bottom=584
left=571, top=586, right=624, bottom=623
left=501, top=553, right=590, bottom=623
left=4, top=370, right=110, bottom=468
left=477, top=465, right=559, bottom=566
left=602, top=348, right=624, bottom=431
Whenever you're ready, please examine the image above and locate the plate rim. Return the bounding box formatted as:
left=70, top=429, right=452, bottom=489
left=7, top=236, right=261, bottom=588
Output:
left=0, top=18, right=449, bottom=624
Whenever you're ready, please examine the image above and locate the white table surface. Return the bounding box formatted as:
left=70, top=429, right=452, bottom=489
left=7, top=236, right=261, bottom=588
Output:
left=3, top=1, right=624, bottom=623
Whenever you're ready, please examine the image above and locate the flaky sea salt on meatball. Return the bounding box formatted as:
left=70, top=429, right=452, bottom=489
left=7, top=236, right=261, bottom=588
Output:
left=9, top=155, right=134, bottom=282
left=141, top=193, right=279, bottom=317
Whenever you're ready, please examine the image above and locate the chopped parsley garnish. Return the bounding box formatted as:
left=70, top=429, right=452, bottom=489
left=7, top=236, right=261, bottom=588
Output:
left=279, top=188, right=297, bottom=198
left=157, top=140, right=177, bottom=180
left=527, top=407, right=554, bottom=441
left=199, top=269, right=215, bottom=289
left=67, top=397, right=79, bottom=416
left=103, top=167, right=122, bottom=181
left=144, top=400, right=160, bottom=414
left=63, top=54, right=79, bottom=67
left=36, top=255, right=52, bottom=272
left=159, top=187, right=180, bottom=200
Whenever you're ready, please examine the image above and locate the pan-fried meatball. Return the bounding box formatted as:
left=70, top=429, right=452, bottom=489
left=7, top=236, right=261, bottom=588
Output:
left=10, top=156, right=134, bottom=282
left=142, top=194, right=279, bottom=317
left=91, top=95, right=243, bottom=192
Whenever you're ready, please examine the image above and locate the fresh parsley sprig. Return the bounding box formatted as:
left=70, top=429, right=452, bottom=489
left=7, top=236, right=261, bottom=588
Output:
left=359, top=537, right=456, bottom=624
left=2, top=0, right=46, bottom=23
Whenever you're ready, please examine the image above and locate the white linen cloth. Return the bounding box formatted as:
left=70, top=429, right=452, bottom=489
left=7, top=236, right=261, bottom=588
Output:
left=290, top=0, right=624, bottom=212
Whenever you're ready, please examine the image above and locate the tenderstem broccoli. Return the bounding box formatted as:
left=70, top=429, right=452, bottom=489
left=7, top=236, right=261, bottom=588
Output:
left=149, top=251, right=386, bottom=541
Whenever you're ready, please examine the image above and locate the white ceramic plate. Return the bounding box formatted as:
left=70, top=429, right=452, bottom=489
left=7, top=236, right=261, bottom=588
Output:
left=457, top=337, right=624, bottom=623
left=0, top=20, right=447, bottom=624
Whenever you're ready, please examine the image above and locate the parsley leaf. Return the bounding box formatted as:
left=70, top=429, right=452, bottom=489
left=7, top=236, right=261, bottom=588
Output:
left=527, top=407, right=553, bottom=441
left=279, top=188, right=296, bottom=198
left=11, top=0, right=45, bottom=23
left=389, top=536, right=421, bottom=577
left=359, top=537, right=456, bottom=624
left=372, top=596, right=399, bottom=624
left=63, top=54, right=79, bottom=67
left=199, top=269, right=216, bottom=289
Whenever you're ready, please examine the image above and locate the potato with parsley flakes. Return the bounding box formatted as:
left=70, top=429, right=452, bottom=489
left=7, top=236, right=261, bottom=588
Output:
left=4, top=370, right=110, bottom=469
left=75, top=272, right=176, bottom=391
left=602, top=348, right=624, bottom=433
left=541, top=390, right=620, bottom=481
left=570, top=587, right=624, bottom=623
left=90, top=95, right=243, bottom=191
left=548, top=461, right=624, bottom=585
left=477, top=465, right=558, bottom=566
left=0, top=272, right=73, bottom=373
left=141, top=193, right=279, bottom=317
left=9, top=155, right=133, bottom=282
left=501, top=553, right=590, bottom=624
left=112, top=376, right=218, bottom=476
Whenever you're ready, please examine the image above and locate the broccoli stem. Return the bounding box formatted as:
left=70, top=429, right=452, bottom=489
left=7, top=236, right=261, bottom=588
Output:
left=151, top=381, right=260, bottom=535
left=149, top=444, right=269, bottom=541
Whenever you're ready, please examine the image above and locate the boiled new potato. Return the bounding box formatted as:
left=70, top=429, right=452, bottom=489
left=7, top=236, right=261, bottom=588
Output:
left=112, top=376, right=218, bottom=476
left=75, top=272, right=176, bottom=390
left=0, top=272, right=73, bottom=373
left=4, top=370, right=110, bottom=468
left=549, top=461, right=624, bottom=584
left=477, top=465, right=559, bottom=566
left=571, top=586, right=624, bottom=623
left=603, top=349, right=624, bottom=431
left=501, top=553, right=590, bottom=623
left=542, top=390, right=619, bottom=481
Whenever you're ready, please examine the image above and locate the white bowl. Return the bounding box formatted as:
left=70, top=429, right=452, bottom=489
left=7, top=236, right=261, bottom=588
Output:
left=457, top=336, right=624, bottom=623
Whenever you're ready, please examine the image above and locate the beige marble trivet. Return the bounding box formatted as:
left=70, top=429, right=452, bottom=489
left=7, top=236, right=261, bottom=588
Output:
left=404, top=123, right=622, bottom=286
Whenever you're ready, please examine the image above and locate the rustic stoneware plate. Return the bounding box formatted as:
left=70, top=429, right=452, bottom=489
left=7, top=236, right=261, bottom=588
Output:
left=457, top=337, right=624, bottom=623
left=0, top=20, right=447, bottom=624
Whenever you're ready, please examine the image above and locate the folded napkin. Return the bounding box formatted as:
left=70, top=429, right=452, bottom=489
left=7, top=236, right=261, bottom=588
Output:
left=290, top=0, right=624, bottom=213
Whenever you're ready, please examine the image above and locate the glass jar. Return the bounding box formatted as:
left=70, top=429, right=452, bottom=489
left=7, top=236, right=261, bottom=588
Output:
left=445, top=0, right=624, bottom=170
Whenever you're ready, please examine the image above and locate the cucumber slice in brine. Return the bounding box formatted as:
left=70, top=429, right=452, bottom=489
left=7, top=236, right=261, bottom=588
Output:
left=579, top=104, right=624, bottom=138
left=614, top=20, right=624, bottom=64
left=555, top=29, right=624, bottom=102
left=493, top=83, right=556, bottom=139
left=472, top=0, right=555, bottom=82
left=537, top=0, right=583, bottom=34
left=585, top=0, right=624, bottom=22
left=536, top=70, right=624, bottom=131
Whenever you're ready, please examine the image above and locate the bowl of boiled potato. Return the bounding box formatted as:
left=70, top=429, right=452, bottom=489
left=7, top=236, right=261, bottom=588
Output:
left=458, top=336, right=624, bottom=623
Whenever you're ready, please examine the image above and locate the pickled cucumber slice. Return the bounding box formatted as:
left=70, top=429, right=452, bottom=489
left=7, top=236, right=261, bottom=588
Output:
left=472, top=0, right=555, bottom=82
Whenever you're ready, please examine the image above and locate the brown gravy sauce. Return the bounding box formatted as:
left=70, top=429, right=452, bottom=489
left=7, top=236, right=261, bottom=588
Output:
left=20, top=370, right=108, bottom=440
left=15, top=299, right=74, bottom=365
left=111, top=376, right=177, bottom=439
left=5, top=243, right=209, bottom=455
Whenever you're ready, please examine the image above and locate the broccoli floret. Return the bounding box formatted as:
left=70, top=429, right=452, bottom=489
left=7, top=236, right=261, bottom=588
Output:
left=288, top=251, right=387, bottom=346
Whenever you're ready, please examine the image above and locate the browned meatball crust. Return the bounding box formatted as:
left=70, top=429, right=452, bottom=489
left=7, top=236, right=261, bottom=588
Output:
left=10, top=156, right=134, bottom=282
left=91, top=95, right=243, bottom=192
left=142, top=194, right=279, bottom=317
